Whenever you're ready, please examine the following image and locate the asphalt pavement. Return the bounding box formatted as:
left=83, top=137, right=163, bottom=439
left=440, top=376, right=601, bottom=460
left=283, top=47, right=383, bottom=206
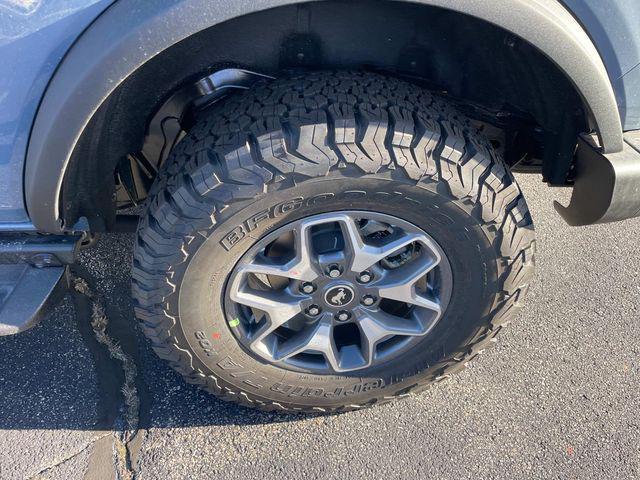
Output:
left=0, top=174, right=639, bottom=479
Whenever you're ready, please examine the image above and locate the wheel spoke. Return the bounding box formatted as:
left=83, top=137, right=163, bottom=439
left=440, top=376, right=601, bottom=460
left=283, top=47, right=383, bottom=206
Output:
left=337, top=215, right=437, bottom=273
left=338, top=215, right=382, bottom=272
left=376, top=254, right=441, bottom=313
left=378, top=284, right=441, bottom=312
left=239, top=224, right=317, bottom=281
left=358, top=311, right=424, bottom=365
left=229, top=284, right=302, bottom=351
left=274, top=317, right=340, bottom=371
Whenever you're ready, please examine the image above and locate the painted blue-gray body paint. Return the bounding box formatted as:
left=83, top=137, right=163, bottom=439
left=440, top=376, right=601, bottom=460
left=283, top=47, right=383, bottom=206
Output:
left=562, top=0, right=640, bottom=128
left=0, top=0, right=638, bottom=226
left=0, top=0, right=113, bottom=223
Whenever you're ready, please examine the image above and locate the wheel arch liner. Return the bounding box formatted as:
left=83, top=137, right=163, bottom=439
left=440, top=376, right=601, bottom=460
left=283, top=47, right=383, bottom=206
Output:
left=25, top=0, right=623, bottom=233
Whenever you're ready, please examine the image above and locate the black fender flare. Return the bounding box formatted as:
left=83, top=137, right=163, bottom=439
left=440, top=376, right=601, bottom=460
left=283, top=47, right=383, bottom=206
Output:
left=25, top=0, right=623, bottom=233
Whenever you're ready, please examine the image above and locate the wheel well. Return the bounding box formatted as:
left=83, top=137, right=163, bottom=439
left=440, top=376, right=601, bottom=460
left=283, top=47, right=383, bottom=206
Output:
left=62, top=0, right=586, bottom=231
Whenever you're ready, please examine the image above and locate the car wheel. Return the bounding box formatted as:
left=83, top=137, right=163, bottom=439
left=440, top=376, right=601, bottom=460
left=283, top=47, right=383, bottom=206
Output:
left=132, top=71, right=536, bottom=413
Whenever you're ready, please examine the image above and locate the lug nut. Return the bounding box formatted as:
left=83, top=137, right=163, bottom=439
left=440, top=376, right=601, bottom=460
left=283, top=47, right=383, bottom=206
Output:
left=361, top=295, right=376, bottom=306
left=328, top=265, right=342, bottom=278
left=306, top=305, right=321, bottom=316
left=358, top=271, right=372, bottom=283
left=335, top=310, right=351, bottom=322
left=300, top=282, right=316, bottom=294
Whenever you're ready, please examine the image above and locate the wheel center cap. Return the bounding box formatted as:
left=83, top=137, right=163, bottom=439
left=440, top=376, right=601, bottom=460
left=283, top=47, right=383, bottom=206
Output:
left=324, top=285, right=355, bottom=307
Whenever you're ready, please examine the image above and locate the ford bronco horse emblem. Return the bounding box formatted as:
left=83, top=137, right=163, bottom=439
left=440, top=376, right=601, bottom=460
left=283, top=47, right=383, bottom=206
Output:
left=324, top=286, right=355, bottom=307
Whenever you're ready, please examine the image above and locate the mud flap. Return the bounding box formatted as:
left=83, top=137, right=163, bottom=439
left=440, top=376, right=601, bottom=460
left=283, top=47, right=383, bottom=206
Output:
left=554, top=132, right=640, bottom=226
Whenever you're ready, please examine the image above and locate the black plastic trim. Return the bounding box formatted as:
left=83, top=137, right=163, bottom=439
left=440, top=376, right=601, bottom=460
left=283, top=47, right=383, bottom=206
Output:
left=0, top=234, right=79, bottom=266
left=554, top=131, right=640, bottom=226
left=0, top=265, right=68, bottom=336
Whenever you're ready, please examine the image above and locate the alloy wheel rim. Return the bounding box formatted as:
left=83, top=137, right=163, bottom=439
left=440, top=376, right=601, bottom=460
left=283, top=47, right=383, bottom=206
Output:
left=224, top=211, right=453, bottom=374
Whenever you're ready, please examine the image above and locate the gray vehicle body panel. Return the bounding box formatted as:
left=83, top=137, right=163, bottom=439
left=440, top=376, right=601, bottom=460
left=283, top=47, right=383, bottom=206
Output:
left=562, top=0, right=640, bottom=128
left=0, top=0, right=639, bottom=228
left=0, top=0, right=113, bottom=224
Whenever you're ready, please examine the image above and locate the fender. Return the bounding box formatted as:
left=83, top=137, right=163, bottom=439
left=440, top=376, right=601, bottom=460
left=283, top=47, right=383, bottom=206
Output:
left=25, top=0, right=623, bottom=233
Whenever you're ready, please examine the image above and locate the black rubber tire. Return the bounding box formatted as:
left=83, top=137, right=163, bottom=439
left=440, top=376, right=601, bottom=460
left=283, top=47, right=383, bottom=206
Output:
left=132, top=71, right=536, bottom=413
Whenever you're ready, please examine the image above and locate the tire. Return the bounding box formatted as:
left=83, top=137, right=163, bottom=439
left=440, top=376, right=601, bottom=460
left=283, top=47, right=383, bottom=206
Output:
left=132, top=71, right=536, bottom=413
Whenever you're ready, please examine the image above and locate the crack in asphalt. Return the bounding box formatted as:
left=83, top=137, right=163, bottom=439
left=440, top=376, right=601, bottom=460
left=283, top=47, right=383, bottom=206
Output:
left=73, top=278, right=139, bottom=431
left=27, top=433, right=110, bottom=479
left=70, top=270, right=149, bottom=479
